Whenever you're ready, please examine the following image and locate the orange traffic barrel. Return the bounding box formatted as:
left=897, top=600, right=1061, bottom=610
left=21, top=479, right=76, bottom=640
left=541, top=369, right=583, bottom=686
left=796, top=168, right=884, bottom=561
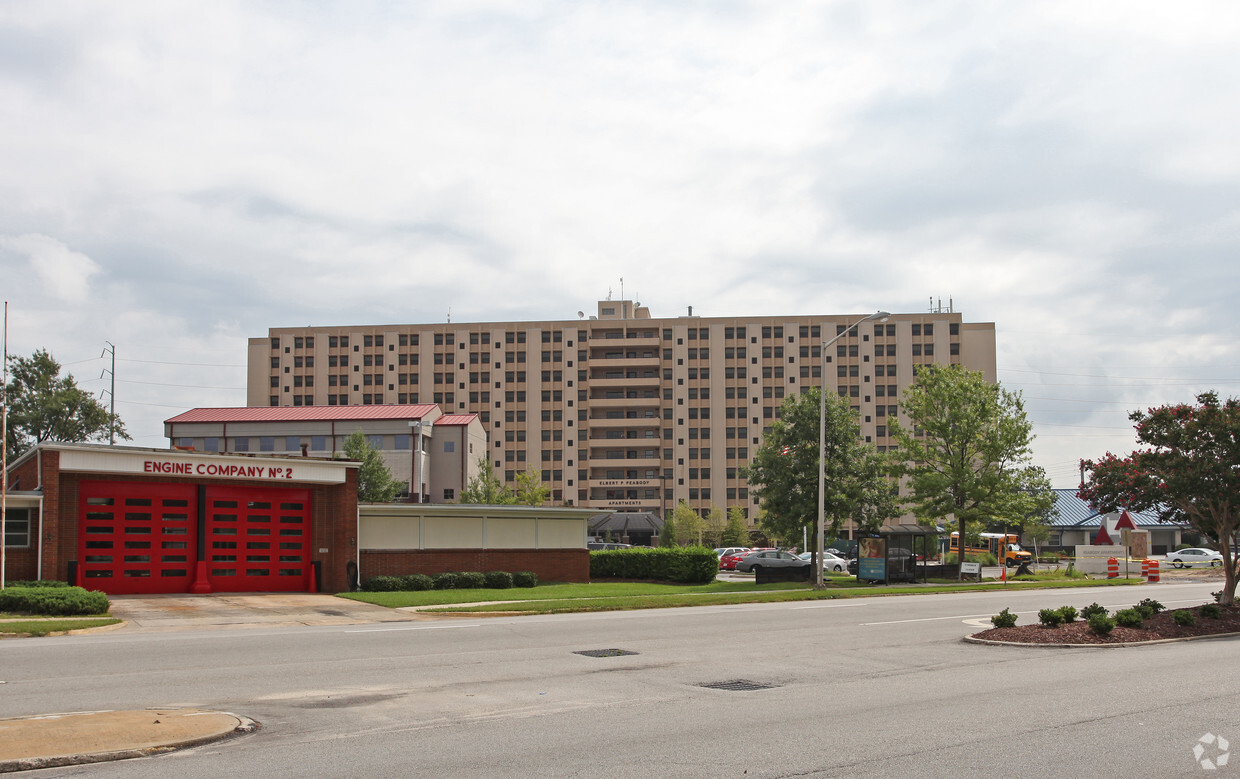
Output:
left=1148, top=558, right=1160, bottom=583
left=1107, top=557, right=1119, bottom=578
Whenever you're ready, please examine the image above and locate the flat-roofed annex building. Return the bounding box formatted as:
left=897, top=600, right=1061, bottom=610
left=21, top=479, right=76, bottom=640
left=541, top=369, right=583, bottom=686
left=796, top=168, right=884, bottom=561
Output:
left=164, top=405, right=486, bottom=503
left=248, top=299, right=996, bottom=527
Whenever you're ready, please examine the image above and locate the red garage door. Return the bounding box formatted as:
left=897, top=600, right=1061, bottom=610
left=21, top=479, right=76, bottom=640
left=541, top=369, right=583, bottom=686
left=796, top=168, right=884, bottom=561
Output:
left=204, top=486, right=313, bottom=592
left=78, top=481, right=198, bottom=595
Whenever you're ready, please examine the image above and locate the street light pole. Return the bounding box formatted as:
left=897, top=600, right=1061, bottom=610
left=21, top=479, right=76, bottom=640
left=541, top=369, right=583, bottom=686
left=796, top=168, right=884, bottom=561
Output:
left=816, top=311, right=891, bottom=588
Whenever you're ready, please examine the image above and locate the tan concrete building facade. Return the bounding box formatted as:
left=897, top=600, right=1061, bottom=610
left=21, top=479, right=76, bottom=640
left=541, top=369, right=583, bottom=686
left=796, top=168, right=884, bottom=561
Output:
left=248, top=300, right=996, bottom=525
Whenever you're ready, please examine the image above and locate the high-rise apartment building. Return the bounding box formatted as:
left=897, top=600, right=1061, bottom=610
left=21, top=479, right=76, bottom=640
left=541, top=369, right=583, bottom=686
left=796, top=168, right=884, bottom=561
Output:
left=248, top=299, right=995, bottom=523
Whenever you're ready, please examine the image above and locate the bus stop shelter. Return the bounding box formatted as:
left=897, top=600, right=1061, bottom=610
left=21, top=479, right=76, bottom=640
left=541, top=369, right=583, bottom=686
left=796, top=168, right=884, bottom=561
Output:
left=856, top=525, right=941, bottom=584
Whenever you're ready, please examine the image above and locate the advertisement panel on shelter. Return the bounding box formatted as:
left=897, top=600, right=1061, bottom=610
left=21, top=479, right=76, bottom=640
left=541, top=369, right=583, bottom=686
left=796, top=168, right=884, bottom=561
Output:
left=857, top=537, right=887, bottom=581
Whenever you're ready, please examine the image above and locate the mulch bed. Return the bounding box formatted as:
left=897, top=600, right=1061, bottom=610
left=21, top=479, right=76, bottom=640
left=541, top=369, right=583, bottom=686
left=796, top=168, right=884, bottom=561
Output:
left=974, top=604, right=1240, bottom=645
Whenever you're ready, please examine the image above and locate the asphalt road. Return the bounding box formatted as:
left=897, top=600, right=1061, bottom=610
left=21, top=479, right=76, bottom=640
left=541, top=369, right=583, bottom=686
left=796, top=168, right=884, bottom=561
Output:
left=2, top=581, right=1233, bottom=777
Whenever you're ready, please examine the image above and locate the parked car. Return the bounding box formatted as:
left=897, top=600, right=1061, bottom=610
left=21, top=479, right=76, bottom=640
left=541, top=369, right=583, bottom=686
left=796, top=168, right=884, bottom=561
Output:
left=797, top=551, right=849, bottom=573
left=719, top=550, right=751, bottom=571
left=1165, top=548, right=1223, bottom=568
left=587, top=542, right=632, bottom=551
left=735, top=550, right=811, bottom=574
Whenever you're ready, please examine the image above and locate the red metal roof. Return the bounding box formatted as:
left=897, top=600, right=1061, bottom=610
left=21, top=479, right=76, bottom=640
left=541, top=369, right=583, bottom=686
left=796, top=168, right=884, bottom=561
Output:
left=434, top=414, right=479, bottom=426
left=165, top=405, right=440, bottom=424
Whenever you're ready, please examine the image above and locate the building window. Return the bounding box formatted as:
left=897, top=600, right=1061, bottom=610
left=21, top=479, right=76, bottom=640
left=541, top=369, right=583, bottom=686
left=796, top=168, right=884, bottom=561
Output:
left=394, top=435, right=410, bottom=450
left=368, top=435, right=383, bottom=449
left=204, top=437, right=220, bottom=452
left=234, top=437, right=249, bottom=452
left=312, top=436, right=328, bottom=451
left=286, top=436, right=301, bottom=451
left=4, top=509, right=31, bottom=547
left=444, top=440, right=455, bottom=453
left=260, top=437, right=275, bottom=452
left=443, top=488, right=455, bottom=501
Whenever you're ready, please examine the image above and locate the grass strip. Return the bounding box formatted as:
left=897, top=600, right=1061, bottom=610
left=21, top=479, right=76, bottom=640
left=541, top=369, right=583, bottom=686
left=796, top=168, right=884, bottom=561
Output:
left=0, top=618, right=121, bottom=635
left=380, top=578, right=1143, bottom=615
left=339, top=580, right=808, bottom=608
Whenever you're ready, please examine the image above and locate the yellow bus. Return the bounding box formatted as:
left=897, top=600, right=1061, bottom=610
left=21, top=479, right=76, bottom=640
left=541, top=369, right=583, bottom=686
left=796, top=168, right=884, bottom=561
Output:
left=949, top=532, right=1032, bottom=568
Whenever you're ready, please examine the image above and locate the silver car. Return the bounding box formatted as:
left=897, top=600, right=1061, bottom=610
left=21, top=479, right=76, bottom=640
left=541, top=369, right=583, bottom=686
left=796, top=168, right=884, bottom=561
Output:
left=1165, top=548, right=1224, bottom=568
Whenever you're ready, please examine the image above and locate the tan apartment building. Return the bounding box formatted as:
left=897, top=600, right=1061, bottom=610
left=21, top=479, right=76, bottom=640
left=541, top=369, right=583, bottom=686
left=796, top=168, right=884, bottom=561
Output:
left=247, top=299, right=996, bottom=525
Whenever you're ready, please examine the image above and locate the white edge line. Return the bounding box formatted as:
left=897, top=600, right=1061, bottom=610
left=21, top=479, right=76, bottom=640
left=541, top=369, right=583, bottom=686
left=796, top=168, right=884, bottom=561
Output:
left=345, top=624, right=483, bottom=633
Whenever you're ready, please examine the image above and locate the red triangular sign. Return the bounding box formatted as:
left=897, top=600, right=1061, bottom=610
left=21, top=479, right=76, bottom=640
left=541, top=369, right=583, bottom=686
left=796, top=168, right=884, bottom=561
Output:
left=1094, top=524, right=1114, bottom=544
left=1114, top=510, right=1137, bottom=530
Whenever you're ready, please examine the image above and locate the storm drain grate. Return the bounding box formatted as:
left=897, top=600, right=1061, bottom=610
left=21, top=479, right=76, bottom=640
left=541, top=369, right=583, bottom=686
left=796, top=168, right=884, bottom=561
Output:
left=697, top=679, right=779, bottom=692
left=574, top=648, right=640, bottom=658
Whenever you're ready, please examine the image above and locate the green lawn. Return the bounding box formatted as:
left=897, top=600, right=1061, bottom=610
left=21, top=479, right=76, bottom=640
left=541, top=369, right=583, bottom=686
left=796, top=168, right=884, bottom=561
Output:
left=338, top=577, right=1142, bottom=615
left=0, top=618, right=121, bottom=635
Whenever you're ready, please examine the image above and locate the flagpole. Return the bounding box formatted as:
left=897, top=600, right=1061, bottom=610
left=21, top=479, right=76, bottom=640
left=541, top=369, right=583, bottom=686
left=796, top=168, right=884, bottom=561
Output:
left=2, top=300, right=8, bottom=589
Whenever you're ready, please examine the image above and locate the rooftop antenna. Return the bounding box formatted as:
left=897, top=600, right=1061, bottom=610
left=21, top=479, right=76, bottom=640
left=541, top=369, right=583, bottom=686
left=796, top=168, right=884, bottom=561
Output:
left=620, top=277, right=624, bottom=300
left=447, top=307, right=451, bottom=324
left=99, top=341, right=116, bottom=445
left=577, top=311, right=585, bottom=320
left=607, top=286, right=612, bottom=301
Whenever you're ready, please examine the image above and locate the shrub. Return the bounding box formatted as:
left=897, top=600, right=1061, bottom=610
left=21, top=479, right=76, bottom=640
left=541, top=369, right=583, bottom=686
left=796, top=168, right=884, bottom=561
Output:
left=512, top=571, right=538, bottom=588
left=1201, top=603, right=1222, bottom=619
left=1080, top=602, right=1107, bottom=620
left=1088, top=613, right=1116, bottom=636
left=432, top=572, right=460, bottom=590
left=456, top=571, right=487, bottom=589
left=360, top=575, right=403, bottom=592
left=0, top=586, right=109, bottom=616
left=991, top=608, right=1017, bottom=628
left=1114, top=608, right=1144, bottom=628
left=399, top=574, right=433, bottom=591
left=1135, top=598, right=1164, bottom=617
left=484, top=571, right=514, bottom=589
left=943, top=552, right=999, bottom=567
left=1038, top=608, right=1064, bottom=627
left=590, top=546, right=717, bottom=584
left=1173, top=610, right=1196, bottom=626
left=1058, top=606, right=1078, bottom=624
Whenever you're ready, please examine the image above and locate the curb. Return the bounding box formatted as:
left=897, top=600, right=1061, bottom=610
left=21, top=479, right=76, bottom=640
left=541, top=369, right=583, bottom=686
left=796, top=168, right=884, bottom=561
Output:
left=0, top=711, right=258, bottom=772
left=963, top=630, right=1240, bottom=649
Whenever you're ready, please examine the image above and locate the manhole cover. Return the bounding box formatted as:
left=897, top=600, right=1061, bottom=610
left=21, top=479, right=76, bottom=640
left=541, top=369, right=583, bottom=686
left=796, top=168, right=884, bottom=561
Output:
left=697, top=679, right=778, bottom=691
left=574, top=649, right=640, bottom=658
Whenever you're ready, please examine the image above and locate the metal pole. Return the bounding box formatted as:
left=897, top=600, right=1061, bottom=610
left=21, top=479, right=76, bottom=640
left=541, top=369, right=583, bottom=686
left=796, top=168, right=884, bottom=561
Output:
left=817, top=311, right=890, bottom=589
left=2, top=301, right=7, bottom=589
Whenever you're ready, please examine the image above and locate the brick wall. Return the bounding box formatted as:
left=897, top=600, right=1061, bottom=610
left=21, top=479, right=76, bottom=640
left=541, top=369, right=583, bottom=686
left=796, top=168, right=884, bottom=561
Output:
left=360, top=549, right=589, bottom=584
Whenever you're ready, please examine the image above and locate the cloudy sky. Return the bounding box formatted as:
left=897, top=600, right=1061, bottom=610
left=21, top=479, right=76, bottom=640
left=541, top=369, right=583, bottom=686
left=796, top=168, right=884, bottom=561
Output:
left=3, top=1, right=1238, bottom=486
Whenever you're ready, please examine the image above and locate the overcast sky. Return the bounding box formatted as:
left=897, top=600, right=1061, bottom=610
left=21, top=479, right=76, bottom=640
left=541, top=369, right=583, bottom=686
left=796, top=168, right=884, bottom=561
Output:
left=3, top=1, right=1238, bottom=487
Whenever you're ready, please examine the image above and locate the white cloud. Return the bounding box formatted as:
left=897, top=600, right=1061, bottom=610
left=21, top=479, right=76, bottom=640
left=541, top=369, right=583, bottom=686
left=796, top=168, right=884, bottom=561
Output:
left=0, top=233, right=101, bottom=302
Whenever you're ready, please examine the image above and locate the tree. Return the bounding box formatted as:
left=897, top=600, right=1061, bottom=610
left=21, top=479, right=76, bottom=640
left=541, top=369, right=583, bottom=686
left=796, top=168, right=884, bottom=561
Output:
left=342, top=431, right=403, bottom=503
left=889, top=365, right=1051, bottom=580
left=5, top=349, right=130, bottom=457
left=459, top=456, right=516, bottom=504
left=704, top=504, right=726, bottom=547
left=659, top=514, right=677, bottom=547
left=673, top=500, right=704, bottom=546
left=722, top=505, right=749, bottom=547
left=513, top=468, right=551, bottom=506
left=1079, top=392, right=1240, bottom=605
left=745, top=387, right=895, bottom=555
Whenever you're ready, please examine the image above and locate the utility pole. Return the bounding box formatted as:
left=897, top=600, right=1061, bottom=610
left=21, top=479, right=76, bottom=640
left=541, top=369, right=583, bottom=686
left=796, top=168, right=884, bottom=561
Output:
left=2, top=301, right=8, bottom=589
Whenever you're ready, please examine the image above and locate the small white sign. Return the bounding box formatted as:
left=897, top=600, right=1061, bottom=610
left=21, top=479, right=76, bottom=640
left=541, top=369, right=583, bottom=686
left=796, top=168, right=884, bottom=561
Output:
left=961, top=562, right=981, bottom=574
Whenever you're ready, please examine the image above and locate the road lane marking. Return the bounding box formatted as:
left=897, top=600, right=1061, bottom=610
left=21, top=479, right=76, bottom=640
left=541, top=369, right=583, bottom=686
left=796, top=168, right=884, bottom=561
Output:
left=861, top=614, right=996, bottom=626
left=344, top=624, right=482, bottom=633
left=792, top=602, right=867, bottom=610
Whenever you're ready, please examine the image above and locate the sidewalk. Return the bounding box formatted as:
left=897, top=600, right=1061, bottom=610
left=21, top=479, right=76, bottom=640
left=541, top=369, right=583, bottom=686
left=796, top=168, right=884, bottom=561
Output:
left=0, top=709, right=256, bottom=771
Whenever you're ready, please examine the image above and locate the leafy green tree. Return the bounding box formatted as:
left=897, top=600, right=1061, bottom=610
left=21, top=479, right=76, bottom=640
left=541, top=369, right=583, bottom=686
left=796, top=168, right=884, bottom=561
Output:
left=342, top=431, right=403, bottom=503
left=659, top=515, right=677, bottom=547
left=673, top=500, right=704, bottom=546
left=514, top=468, right=551, bottom=506
left=1079, top=392, right=1240, bottom=605
left=5, top=349, right=130, bottom=456
left=704, top=504, right=726, bottom=547
left=722, top=505, right=749, bottom=546
left=459, top=456, right=516, bottom=504
left=889, top=365, right=1050, bottom=580
left=745, top=387, right=895, bottom=554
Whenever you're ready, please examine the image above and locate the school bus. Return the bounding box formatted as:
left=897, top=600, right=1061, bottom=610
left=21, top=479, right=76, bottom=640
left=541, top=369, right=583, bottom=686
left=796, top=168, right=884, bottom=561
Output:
left=949, top=532, right=1032, bottom=567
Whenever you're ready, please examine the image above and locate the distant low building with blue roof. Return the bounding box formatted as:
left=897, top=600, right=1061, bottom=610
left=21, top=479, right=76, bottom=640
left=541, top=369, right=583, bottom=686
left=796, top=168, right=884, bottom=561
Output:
left=1036, top=489, right=1189, bottom=555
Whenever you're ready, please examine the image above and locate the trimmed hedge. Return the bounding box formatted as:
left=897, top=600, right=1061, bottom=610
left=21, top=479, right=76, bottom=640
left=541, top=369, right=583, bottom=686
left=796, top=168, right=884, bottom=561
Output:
left=0, top=586, right=110, bottom=616
left=5, top=580, right=71, bottom=589
left=361, top=569, right=536, bottom=592
left=590, top=546, right=718, bottom=584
